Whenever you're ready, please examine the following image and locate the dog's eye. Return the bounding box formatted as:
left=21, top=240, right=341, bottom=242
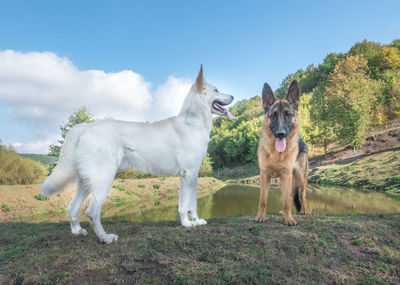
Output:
left=270, top=112, right=277, bottom=118
left=285, top=111, right=292, bottom=117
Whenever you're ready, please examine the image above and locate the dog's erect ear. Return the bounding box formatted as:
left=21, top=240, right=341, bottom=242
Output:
left=262, top=83, right=276, bottom=112
left=286, top=80, right=300, bottom=110
left=195, top=64, right=204, bottom=91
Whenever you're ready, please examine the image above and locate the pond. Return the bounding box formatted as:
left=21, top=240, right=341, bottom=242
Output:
left=17, top=184, right=400, bottom=223
left=106, top=184, right=400, bottom=223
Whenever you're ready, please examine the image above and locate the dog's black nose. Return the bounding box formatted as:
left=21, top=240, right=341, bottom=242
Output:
left=276, top=130, right=286, bottom=139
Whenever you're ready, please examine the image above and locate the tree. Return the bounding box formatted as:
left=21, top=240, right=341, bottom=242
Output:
left=308, top=85, right=335, bottom=156
left=373, top=46, right=400, bottom=72
left=379, top=70, right=400, bottom=121
left=48, top=106, right=95, bottom=173
left=324, top=55, right=376, bottom=147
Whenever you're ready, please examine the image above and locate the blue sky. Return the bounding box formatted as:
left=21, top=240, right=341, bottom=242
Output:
left=0, top=0, right=399, bottom=153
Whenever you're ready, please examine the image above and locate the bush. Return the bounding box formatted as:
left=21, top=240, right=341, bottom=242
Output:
left=0, top=143, right=46, bottom=185
left=115, top=168, right=155, bottom=179
left=199, top=154, right=213, bottom=177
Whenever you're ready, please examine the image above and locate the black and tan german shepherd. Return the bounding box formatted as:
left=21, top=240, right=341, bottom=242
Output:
left=254, top=80, right=308, bottom=226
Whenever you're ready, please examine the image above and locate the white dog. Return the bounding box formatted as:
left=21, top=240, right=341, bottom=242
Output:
left=41, top=66, right=235, bottom=243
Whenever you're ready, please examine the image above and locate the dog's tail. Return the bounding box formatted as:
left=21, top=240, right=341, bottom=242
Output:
left=41, top=123, right=89, bottom=197
left=293, top=187, right=301, bottom=212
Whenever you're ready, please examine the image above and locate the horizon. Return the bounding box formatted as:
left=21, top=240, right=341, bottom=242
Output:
left=0, top=0, right=399, bottom=154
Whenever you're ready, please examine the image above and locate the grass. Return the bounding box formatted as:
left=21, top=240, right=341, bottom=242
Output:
left=0, top=214, right=399, bottom=284
left=309, top=150, right=400, bottom=195
left=0, top=177, right=225, bottom=222
left=1, top=204, right=10, bottom=212
left=112, top=185, right=125, bottom=191
left=34, top=194, right=48, bottom=201
left=0, top=144, right=46, bottom=184
left=213, top=163, right=259, bottom=180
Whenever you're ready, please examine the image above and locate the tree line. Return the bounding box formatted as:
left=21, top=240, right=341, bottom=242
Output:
left=48, top=39, right=400, bottom=172
left=209, top=39, right=400, bottom=168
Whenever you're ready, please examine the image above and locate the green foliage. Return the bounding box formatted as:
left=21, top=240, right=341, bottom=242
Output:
left=199, top=154, right=213, bottom=177
left=0, top=142, right=46, bottom=185
left=18, top=154, right=57, bottom=166
left=153, top=184, right=160, bottom=189
left=1, top=204, right=11, bottom=212
left=34, top=194, right=49, bottom=201
left=116, top=168, right=155, bottom=179
left=48, top=106, right=95, bottom=174
left=209, top=100, right=263, bottom=169
left=378, top=70, right=400, bottom=121
left=323, top=55, right=377, bottom=147
left=112, top=185, right=125, bottom=191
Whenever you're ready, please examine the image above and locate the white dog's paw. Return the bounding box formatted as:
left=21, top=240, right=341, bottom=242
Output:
left=72, top=228, right=88, bottom=236
left=100, top=233, right=119, bottom=244
left=193, top=219, right=207, bottom=226
left=181, top=220, right=194, bottom=227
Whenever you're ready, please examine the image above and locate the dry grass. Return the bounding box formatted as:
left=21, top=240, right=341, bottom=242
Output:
left=0, top=145, right=46, bottom=185
left=0, top=177, right=225, bottom=222
left=309, top=150, right=400, bottom=195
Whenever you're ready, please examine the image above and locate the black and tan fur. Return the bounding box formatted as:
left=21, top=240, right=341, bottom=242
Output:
left=254, top=80, right=308, bottom=226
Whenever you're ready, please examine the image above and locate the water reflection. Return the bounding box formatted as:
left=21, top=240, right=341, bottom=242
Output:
left=108, top=184, right=400, bottom=222
left=14, top=184, right=400, bottom=223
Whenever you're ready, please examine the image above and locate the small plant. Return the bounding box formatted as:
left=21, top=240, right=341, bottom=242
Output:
left=112, top=185, right=125, bottom=191
left=114, top=198, right=122, bottom=207
left=167, top=189, right=174, bottom=193
left=394, top=176, right=400, bottom=183
left=1, top=204, right=11, bottom=211
left=159, top=177, right=166, bottom=181
left=35, top=194, right=49, bottom=201
left=154, top=201, right=161, bottom=206
left=138, top=184, right=145, bottom=188
left=153, top=184, right=160, bottom=189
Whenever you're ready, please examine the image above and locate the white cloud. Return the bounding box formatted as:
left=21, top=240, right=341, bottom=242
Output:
left=0, top=50, right=193, bottom=153
left=153, top=76, right=192, bottom=120
left=12, top=140, right=53, bottom=154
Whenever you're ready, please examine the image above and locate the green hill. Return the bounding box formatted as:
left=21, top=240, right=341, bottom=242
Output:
left=19, top=153, right=57, bottom=166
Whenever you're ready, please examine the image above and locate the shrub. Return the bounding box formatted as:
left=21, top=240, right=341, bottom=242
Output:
left=0, top=143, right=46, bottom=185
left=116, top=168, right=155, bottom=179
left=1, top=204, right=11, bottom=211
left=112, top=185, right=125, bottom=191
left=34, top=194, right=49, bottom=201
left=199, top=154, right=214, bottom=177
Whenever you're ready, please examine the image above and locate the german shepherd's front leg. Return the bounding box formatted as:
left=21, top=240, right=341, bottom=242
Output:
left=254, top=170, right=271, bottom=222
left=280, top=171, right=297, bottom=226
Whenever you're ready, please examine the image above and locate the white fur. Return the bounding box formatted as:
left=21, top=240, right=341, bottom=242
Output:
left=41, top=67, right=233, bottom=244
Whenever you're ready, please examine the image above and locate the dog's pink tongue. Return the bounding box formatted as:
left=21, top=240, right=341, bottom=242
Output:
left=275, top=138, right=287, bottom=152
left=215, top=103, right=236, bottom=120
left=225, top=109, right=236, bottom=120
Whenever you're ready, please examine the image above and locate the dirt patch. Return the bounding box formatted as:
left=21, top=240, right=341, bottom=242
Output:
left=309, top=129, right=400, bottom=168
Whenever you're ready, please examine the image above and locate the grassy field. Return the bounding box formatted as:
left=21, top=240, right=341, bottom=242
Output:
left=309, top=150, right=400, bottom=195
left=0, top=214, right=399, bottom=284
left=0, top=177, right=224, bottom=222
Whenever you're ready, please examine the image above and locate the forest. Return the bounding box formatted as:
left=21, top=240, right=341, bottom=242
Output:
left=209, top=39, right=400, bottom=170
